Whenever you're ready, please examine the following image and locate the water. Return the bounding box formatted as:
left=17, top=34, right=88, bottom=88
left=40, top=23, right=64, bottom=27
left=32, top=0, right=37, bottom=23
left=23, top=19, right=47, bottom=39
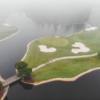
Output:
left=6, top=70, right=100, bottom=100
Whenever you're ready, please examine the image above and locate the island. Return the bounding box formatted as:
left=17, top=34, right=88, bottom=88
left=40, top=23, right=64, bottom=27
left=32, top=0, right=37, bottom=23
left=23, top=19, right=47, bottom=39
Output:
left=20, top=28, right=100, bottom=85
left=0, top=24, right=17, bottom=40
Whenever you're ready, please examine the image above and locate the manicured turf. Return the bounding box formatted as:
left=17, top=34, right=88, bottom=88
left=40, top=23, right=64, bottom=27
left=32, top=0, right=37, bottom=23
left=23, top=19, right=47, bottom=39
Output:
left=33, top=56, right=100, bottom=82
left=38, top=37, right=68, bottom=47
left=23, top=29, right=100, bottom=82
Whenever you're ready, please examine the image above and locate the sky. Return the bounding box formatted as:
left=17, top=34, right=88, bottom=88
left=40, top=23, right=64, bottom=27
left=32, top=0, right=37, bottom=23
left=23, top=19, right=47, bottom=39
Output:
left=0, top=0, right=99, bottom=6
left=0, top=0, right=100, bottom=25
left=0, top=0, right=99, bottom=11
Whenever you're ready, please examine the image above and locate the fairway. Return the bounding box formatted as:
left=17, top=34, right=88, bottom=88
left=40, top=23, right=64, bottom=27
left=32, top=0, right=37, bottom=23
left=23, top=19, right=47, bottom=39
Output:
left=33, top=56, right=100, bottom=82
left=23, top=29, right=100, bottom=83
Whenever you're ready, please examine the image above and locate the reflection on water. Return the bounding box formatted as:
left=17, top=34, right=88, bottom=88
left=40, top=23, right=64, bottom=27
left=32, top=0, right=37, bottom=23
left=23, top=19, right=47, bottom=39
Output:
left=6, top=70, right=100, bottom=100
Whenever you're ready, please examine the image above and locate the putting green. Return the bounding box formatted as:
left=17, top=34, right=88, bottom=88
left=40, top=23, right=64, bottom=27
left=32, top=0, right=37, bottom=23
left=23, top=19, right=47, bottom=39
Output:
left=38, top=37, right=69, bottom=47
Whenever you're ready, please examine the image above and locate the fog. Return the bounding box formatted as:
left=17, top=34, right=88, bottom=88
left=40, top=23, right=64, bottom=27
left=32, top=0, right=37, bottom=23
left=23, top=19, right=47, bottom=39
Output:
left=0, top=0, right=98, bottom=25
left=0, top=0, right=90, bottom=34
left=0, top=0, right=99, bottom=33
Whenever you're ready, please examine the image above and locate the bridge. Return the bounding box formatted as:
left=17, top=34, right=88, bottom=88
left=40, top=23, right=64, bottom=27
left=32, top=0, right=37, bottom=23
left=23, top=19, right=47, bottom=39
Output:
left=3, top=75, right=21, bottom=87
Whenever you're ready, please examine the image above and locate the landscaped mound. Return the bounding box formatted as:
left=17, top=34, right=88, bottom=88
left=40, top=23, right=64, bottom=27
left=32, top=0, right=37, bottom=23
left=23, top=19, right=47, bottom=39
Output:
left=22, top=29, right=100, bottom=84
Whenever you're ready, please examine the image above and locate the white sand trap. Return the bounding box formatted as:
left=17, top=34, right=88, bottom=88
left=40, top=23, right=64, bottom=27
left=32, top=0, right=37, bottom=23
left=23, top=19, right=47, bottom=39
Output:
left=85, top=26, right=97, bottom=31
left=72, top=42, right=90, bottom=54
left=55, top=36, right=60, bottom=38
left=39, top=45, right=56, bottom=53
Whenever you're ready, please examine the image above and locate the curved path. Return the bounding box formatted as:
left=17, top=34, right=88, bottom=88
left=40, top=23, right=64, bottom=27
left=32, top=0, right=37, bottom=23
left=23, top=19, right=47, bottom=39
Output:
left=32, top=52, right=98, bottom=72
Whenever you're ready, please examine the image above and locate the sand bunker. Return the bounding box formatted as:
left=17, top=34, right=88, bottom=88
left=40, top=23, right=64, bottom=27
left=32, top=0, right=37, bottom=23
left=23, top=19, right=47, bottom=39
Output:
left=39, top=45, right=56, bottom=53
left=85, top=26, right=97, bottom=31
left=71, top=42, right=90, bottom=54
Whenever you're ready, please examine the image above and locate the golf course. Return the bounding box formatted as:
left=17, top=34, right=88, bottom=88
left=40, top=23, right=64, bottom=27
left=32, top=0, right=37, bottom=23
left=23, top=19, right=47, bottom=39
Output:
left=22, top=29, right=100, bottom=84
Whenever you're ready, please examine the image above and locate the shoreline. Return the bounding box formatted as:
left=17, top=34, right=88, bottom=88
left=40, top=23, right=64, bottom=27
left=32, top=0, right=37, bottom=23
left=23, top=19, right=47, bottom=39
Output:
left=23, top=67, right=100, bottom=86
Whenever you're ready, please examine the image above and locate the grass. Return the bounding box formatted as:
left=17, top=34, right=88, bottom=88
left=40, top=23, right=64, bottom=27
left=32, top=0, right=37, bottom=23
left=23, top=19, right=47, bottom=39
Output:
left=38, top=37, right=69, bottom=47
left=33, top=56, right=100, bottom=82
left=23, top=29, right=100, bottom=83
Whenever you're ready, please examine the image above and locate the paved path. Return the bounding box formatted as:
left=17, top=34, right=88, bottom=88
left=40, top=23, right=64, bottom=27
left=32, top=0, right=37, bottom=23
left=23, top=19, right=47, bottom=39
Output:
left=32, top=52, right=98, bottom=72
left=3, top=75, right=21, bottom=87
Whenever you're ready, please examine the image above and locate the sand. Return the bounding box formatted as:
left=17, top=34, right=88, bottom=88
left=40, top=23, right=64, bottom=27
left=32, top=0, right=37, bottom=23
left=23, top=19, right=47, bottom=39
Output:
left=72, top=42, right=90, bottom=54
left=85, top=26, right=97, bottom=31
left=39, top=45, right=56, bottom=53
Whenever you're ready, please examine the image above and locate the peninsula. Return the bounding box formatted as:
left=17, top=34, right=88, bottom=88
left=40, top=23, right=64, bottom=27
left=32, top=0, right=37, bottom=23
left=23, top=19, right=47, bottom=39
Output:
left=22, top=28, right=100, bottom=85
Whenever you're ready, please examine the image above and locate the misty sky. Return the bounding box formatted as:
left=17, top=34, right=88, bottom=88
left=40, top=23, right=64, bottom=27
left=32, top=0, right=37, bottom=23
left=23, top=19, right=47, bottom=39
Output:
left=0, top=0, right=99, bottom=8
left=0, top=0, right=100, bottom=25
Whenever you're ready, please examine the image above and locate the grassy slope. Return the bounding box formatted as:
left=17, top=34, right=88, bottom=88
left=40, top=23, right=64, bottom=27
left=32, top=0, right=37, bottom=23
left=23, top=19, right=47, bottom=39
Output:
left=23, top=30, right=100, bottom=82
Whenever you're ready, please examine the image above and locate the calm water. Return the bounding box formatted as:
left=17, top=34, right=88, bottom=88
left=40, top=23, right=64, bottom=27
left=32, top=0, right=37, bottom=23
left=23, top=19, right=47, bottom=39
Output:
left=0, top=12, right=100, bottom=100
left=6, top=70, right=100, bottom=100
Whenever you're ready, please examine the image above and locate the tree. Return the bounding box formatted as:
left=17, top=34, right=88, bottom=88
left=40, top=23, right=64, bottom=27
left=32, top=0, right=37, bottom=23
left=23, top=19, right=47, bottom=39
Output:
left=22, top=68, right=32, bottom=80
left=15, top=61, right=27, bottom=70
left=15, top=61, right=32, bottom=79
